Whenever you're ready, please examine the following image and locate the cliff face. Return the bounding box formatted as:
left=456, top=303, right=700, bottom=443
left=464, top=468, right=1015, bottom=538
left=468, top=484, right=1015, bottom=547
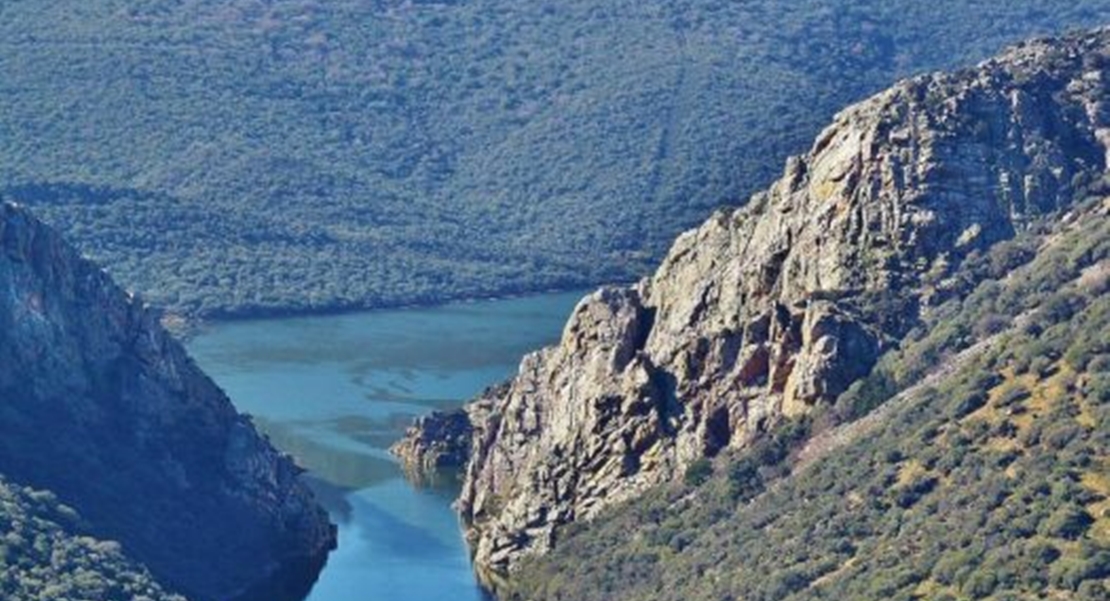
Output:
left=397, top=28, right=1110, bottom=575
left=500, top=198, right=1110, bottom=601
left=0, top=202, right=335, bottom=601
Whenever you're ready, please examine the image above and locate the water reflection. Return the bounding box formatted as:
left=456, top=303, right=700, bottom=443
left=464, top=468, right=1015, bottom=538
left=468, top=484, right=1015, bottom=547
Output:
left=187, top=291, right=585, bottom=601
left=254, top=418, right=399, bottom=490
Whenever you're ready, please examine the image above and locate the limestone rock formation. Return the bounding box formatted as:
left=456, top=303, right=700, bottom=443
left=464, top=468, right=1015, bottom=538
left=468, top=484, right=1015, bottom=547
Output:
left=0, top=202, right=336, bottom=601
left=399, top=28, right=1110, bottom=577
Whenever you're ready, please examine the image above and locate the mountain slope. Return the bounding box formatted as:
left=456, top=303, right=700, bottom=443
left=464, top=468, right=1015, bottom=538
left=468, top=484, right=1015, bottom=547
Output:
left=3, top=1, right=1110, bottom=316
left=396, top=27, right=1110, bottom=579
left=0, top=202, right=335, bottom=601
left=507, top=196, right=1110, bottom=601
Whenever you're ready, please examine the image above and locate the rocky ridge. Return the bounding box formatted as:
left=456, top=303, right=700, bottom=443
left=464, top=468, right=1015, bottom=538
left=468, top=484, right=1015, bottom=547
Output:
left=396, top=28, right=1110, bottom=576
left=0, top=202, right=335, bottom=601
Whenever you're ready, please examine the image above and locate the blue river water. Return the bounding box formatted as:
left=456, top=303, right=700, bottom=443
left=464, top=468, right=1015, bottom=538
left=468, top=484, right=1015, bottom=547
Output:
left=186, top=291, right=587, bottom=601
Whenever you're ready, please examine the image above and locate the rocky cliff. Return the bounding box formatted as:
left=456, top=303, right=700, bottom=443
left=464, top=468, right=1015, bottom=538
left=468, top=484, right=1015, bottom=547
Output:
left=397, top=28, right=1110, bottom=576
left=0, top=202, right=335, bottom=601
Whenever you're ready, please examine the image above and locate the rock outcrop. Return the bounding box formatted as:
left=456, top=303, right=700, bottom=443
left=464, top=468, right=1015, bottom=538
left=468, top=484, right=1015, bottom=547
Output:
left=0, top=202, right=336, bottom=601
left=393, top=395, right=497, bottom=476
left=399, top=28, right=1110, bottom=576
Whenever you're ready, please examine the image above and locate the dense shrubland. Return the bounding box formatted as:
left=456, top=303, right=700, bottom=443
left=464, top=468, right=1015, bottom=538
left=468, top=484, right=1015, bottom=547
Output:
left=2, top=1, right=1109, bottom=316
left=0, top=477, right=187, bottom=601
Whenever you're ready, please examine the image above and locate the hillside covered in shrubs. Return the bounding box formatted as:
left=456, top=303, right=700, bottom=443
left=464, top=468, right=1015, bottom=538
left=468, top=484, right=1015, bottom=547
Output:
left=0, top=477, right=188, bottom=601
left=3, top=1, right=1110, bottom=316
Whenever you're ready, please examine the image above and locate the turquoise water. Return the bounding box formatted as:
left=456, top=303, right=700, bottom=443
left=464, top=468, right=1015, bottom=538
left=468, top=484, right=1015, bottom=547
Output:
left=186, top=291, right=587, bottom=601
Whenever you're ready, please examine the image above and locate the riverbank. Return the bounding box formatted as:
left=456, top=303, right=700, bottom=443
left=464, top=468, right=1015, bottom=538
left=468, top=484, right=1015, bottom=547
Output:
left=166, top=282, right=620, bottom=341
left=185, top=291, right=586, bottom=601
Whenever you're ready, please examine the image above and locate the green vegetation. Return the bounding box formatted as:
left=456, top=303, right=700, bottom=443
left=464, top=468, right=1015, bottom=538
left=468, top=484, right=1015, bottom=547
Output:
left=2, top=1, right=1109, bottom=316
left=0, top=476, right=186, bottom=601
left=505, top=199, right=1110, bottom=600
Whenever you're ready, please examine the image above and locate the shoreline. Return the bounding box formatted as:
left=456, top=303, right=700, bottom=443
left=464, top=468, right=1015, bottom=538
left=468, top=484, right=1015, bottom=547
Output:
left=168, top=281, right=637, bottom=339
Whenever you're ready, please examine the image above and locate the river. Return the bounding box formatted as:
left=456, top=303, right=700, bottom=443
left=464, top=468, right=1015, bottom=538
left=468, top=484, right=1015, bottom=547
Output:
left=186, top=291, right=587, bottom=601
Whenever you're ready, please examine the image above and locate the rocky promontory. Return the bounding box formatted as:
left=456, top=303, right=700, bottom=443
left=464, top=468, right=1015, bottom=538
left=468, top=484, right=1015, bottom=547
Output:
left=398, top=28, right=1110, bottom=577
